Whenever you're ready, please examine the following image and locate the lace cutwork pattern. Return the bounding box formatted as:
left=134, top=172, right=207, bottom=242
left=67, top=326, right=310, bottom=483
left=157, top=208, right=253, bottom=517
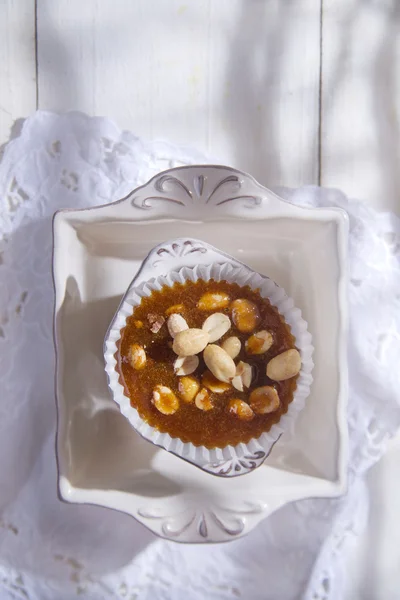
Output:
left=0, top=112, right=399, bottom=599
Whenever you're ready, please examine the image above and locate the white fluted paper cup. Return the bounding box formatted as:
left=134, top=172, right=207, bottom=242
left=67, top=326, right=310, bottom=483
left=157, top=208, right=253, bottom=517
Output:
left=104, top=238, right=314, bottom=477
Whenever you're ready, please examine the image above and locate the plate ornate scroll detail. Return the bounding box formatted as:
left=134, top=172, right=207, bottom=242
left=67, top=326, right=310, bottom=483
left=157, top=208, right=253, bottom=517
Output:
left=137, top=502, right=267, bottom=539
left=152, top=239, right=208, bottom=266
left=130, top=171, right=262, bottom=211
left=203, top=450, right=267, bottom=476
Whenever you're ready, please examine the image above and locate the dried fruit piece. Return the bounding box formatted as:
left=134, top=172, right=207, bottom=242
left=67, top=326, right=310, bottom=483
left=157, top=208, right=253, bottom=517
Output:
left=246, top=330, right=273, bottom=354
left=195, top=388, right=213, bottom=411
left=165, top=303, right=185, bottom=316
left=129, top=344, right=146, bottom=370
left=172, top=328, right=209, bottom=356
left=202, top=312, right=231, bottom=343
left=174, top=355, right=199, bottom=376
left=203, top=344, right=236, bottom=383
left=266, top=349, right=301, bottom=381
left=228, top=399, right=254, bottom=421
left=167, top=313, right=189, bottom=338
left=231, top=299, right=261, bottom=333
left=221, top=336, right=241, bottom=359
left=147, top=313, right=165, bottom=333
left=202, top=370, right=231, bottom=393
left=250, top=386, right=280, bottom=414
left=134, top=320, right=144, bottom=329
left=178, top=376, right=200, bottom=403
left=197, top=292, right=230, bottom=311
left=152, top=385, right=179, bottom=415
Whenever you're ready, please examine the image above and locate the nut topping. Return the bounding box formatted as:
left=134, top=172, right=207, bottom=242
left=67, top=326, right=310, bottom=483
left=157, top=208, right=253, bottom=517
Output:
left=231, top=375, right=243, bottom=392
left=246, top=330, right=273, bottom=354
left=236, top=361, right=252, bottom=388
left=195, top=388, right=213, bottom=411
left=172, top=328, right=209, bottom=357
left=167, top=313, right=189, bottom=338
left=231, top=299, right=261, bottom=333
left=197, top=292, right=230, bottom=311
left=179, top=376, right=200, bottom=403
left=221, top=336, right=241, bottom=359
left=202, top=370, right=231, bottom=393
left=152, top=385, right=179, bottom=415
left=266, top=349, right=301, bottom=381
left=129, top=344, right=146, bottom=370
left=165, top=303, right=185, bottom=316
left=174, top=355, right=199, bottom=376
left=250, top=386, right=280, bottom=414
left=228, top=399, right=254, bottom=421
left=202, top=312, right=231, bottom=343
left=120, top=277, right=300, bottom=448
left=203, top=344, right=236, bottom=383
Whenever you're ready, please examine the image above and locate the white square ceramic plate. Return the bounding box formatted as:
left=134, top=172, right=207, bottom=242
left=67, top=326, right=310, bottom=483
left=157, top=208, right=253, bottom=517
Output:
left=53, top=165, right=349, bottom=543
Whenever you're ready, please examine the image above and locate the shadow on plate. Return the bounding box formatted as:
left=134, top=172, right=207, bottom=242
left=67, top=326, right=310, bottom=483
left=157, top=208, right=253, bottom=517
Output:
left=57, top=275, right=182, bottom=497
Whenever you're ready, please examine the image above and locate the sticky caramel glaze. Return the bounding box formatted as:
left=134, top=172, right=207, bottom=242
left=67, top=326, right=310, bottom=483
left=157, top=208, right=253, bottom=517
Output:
left=117, top=279, right=298, bottom=448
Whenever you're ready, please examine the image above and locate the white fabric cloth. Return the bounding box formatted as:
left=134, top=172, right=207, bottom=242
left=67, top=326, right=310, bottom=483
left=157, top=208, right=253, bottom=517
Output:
left=0, top=111, right=399, bottom=600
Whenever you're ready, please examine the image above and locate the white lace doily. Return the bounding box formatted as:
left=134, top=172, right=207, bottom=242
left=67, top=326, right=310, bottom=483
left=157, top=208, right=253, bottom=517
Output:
left=0, top=111, right=399, bottom=600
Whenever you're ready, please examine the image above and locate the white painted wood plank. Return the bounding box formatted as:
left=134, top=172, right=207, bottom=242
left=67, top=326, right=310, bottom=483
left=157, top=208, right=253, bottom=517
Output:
left=37, top=0, right=321, bottom=187
left=0, top=0, right=36, bottom=146
left=344, top=433, right=400, bottom=600
left=321, top=0, right=400, bottom=213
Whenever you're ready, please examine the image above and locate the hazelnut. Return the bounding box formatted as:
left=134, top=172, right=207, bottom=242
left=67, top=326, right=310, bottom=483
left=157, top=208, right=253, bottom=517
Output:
left=197, top=292, right=230, bottom=311
left=246, top=330, right=273, bottom=354
left=202, top=312, right=231, bottom=343
left=174, top=355, right=199, bottom=376
left=231, top=299, right=261, bottom=333
left=250, top=386, right=280, bottom=414
left=203, top=344, right=236, bottom=383
left=129, top=344, right=146, bottom=370
left=195, top=388, right=213, bottom=411
left=202, top=370, right=231, bottom=393
left=221, top=336, right=241, bottom=359
left=178, top=376, right=200, bottom=403
left=228, top=399, right=254, bottom=421
left=152, top=385, right=179, bottom=415
left=172, top=328, right=209, bottom=357
left=266, top=349, right=301, bottom=381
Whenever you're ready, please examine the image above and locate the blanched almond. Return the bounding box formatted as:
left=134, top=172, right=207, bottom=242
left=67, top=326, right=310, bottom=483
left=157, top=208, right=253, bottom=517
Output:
left=202, top=312, right=231, bottom=343
left=231, top=375, right=244, bottom=392
left=231, top=299, right=261, bottom=333
left=172, top=328, right=209, bottom=356
left=197, top=292, right=230, bottom=311
left=266, top=349, right=301, bottom=381
left=250, top=386, right=280, bottom=414
left=202, top=370, right=231, bottom=393
left=152, top=385, right=179, bottom=415
left=203, top=344, right=236, bottom=383
left=236, top=361, right=252, bottom=388
left=167, top=313, right=189, bottom=338
left=165, top=303, right=185, bottom=316
left=221, top=336, right=241, bottom=359
left=228, top=399, right=254, bottom=421
left=179, top=376, right=200, bottom=403
left=246, top=330, right=273, bottom=354
left=129, top=344, right=146, bottom=370
left=174, top=355, right=199, bottom=376
left=195, top=388, right=213, bottom=411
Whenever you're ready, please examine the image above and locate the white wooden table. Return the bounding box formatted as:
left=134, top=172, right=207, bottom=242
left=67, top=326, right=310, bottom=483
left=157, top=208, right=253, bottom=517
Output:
left=1, top=1, right=399, bottom=597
